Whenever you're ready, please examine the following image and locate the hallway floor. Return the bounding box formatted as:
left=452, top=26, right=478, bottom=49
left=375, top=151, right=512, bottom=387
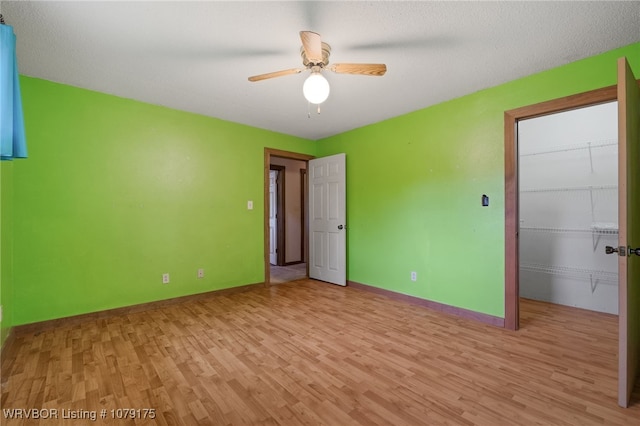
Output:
left=270, top=263, right=307, bottom=284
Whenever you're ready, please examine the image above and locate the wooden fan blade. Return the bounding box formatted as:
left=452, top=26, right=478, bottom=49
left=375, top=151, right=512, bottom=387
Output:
left=248, top=68, right=303, bottom=82
left=329, top=63, right=387, bottom=76
left=300, top=31, right=323, bottom=63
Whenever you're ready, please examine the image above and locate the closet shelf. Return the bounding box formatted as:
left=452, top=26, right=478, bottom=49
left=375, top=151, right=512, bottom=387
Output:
left=520, top=226, right=618, bottom=235
left=591, top=222, right=618, bottom=234
left=520, top=184, right=617, bottom=193
left=519, top=140, right=617, bottom=157
left=520, top=263, right=618, bottom=284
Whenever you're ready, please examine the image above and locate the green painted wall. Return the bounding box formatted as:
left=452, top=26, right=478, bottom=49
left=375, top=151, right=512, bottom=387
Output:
left=6, top=42, right=640, bottom=328
left=317, top=42, right=640, bottom=318
left=1, top=161, right=14, bottom=345
left=11, top=77, right=315, bottom=325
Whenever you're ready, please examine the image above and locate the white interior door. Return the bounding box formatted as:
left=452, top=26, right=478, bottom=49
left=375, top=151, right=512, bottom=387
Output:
left=269, top=170, right=278, bottom=265
left=308, top=153, right=346, bottom=286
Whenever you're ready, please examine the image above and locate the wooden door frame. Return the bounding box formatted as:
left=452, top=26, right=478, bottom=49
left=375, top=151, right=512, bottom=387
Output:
left=505, top=79, right=640, bottom=330
left=504, top=84, right=620, bottom=330
left=264, top=148, right=314, bottom=286
left=270, top=165, right=286, bottom=266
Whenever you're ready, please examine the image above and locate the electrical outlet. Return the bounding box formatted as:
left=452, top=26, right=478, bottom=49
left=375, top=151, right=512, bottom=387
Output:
left=197, top=268, right=204, bottom=278
left=247, top=200, right=253, bottom=210
left=162, top=273, right=170, bottom=284
left=410, top=271, right=417, bottom=282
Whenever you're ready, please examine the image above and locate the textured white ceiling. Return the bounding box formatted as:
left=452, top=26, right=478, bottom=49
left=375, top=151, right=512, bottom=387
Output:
left=3, top=1, right=639, bottom=140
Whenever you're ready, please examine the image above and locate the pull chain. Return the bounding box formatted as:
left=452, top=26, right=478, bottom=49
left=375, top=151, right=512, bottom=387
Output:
left=307, top=102, right=322, bottom=118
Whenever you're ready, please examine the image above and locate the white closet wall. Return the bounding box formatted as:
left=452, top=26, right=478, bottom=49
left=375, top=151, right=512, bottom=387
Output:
left=519, top=102, right=618, bottom=314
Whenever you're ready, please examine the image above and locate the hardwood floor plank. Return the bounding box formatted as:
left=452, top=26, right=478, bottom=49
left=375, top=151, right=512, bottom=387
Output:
left=2, top=280, right=640, bottom=425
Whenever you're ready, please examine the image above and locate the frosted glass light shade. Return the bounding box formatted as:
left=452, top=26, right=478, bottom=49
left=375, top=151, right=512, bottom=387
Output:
left=303, top=72, right=330, bottom=104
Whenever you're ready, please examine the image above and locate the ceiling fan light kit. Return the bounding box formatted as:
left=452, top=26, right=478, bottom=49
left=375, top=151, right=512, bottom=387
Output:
left=303, top=72, right=330, bottom=104
left=248, top=31, right=387, bottom=110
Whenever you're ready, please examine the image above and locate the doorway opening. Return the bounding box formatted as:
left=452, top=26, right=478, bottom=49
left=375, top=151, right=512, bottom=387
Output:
left=506, top=62, right=640, bottom=408
left=504, top=84, right=620, bottom=330
left=518, top=101, right=618, bottom=315
left=264, top=148, right=314, bottom=286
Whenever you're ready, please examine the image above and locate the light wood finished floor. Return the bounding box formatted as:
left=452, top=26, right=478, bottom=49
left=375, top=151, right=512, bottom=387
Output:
left=2, top=279, right=640, bottom=425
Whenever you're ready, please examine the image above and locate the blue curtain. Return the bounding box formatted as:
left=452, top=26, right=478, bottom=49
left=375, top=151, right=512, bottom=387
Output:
left=0, top=23, right=27, bottom=161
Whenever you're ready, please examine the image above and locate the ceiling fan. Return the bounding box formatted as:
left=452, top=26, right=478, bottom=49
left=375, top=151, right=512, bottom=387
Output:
left=248, top=31, right=387, bottom=105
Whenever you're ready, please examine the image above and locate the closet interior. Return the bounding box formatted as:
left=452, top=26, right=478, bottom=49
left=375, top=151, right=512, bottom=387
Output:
left=518, top=101, right=619, bottom=314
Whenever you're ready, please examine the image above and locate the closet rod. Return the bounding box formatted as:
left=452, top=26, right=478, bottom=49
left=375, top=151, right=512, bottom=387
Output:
left=520, top=184, right=617, bottom=193
left=520, top=226, right=618, bottom=235
left=519, top=140, right=617, bottom=157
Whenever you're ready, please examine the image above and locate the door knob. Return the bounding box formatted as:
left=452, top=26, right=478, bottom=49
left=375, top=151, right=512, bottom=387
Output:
left=606, top=246, right=626, bottom=256
left=630, top=247, right=640, bottom=256
left=337, top=225, right=344, bottom=230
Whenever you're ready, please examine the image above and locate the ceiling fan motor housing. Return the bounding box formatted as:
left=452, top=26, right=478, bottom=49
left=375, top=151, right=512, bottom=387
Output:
left=301, top=42, right=331, bottom=67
